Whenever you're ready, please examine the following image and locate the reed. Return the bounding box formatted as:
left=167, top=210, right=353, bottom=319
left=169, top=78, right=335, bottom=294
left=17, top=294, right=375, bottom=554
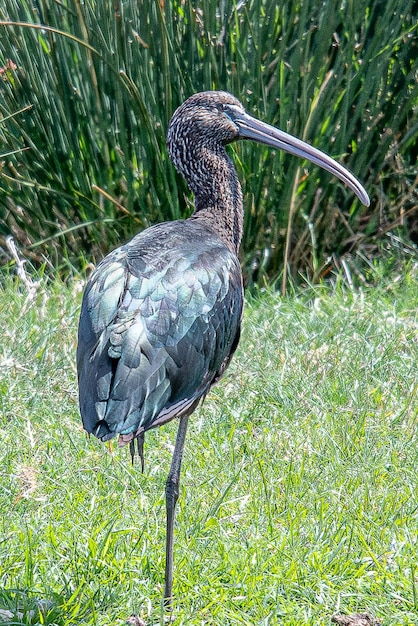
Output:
left=0, top=0, right=416, bottom=284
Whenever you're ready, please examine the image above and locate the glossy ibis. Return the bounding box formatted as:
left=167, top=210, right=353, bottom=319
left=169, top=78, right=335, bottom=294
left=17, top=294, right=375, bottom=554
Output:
left=77, top=91, right=369, bottom=609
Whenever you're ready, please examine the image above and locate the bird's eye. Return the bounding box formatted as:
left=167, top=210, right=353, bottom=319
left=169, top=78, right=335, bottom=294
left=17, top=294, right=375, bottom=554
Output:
left=221, top=103, right=242, bottom=121
left=221, top=104, right=233, bottom=117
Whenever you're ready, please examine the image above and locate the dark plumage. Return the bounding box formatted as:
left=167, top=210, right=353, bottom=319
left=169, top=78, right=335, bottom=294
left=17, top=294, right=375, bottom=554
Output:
left=77, top=219, right=243, bottom=443
left=77, top=91, right=369, bottom=609
left=77, top=93, right=247, bottom=461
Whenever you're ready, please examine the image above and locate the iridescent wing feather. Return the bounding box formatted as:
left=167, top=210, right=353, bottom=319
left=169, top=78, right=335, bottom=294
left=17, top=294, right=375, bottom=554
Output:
left=77, top=220, right=243, bottom=443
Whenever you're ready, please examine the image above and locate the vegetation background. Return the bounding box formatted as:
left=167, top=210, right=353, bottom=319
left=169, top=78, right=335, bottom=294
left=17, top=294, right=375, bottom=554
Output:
left=0, top=0, right=417, bottom=286
left=0, top=1, right=417, bottom=625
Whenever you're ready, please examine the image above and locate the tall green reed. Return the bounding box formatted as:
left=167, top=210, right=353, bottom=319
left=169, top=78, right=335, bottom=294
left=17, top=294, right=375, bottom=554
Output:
left=0, top=0, right=416, bottom=284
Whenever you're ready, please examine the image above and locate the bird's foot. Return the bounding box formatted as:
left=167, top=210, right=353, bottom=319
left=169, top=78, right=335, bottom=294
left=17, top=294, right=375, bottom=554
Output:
left=126, top=615, right=146, bottom=626
left=332, top=613, right=381, bottom=626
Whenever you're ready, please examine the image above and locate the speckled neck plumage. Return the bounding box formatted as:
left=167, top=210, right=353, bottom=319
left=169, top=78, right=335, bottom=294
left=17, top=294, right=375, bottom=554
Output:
left=187, top=146, right=243, bottom=255
left=166, top=92, right=244, bottom=256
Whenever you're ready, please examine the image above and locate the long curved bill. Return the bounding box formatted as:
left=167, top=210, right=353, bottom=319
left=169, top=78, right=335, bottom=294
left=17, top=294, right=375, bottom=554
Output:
left=235, top=112, right=370, bottom=207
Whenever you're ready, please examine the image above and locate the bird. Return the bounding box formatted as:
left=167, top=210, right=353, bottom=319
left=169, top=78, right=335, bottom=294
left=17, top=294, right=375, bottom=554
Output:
left=77, top=90, right=369, bottom=609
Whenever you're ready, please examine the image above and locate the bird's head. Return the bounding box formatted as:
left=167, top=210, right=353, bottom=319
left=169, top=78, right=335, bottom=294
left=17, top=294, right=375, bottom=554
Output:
left=167, top=91, right=370, bottom=207
left=167, top=91, right=244, bottom=152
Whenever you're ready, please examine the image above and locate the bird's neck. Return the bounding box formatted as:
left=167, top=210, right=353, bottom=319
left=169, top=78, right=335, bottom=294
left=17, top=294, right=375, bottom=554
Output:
left=186, top=148, right=244, bottom=255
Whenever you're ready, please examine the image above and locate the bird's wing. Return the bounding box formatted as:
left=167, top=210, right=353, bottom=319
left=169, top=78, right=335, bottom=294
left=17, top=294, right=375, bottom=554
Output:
left=77, top=221, right=243, bottom=441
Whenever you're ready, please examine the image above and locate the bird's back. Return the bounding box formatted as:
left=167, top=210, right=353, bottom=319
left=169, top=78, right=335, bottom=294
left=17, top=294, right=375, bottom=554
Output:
left=77, top=219, right=243, bottom=443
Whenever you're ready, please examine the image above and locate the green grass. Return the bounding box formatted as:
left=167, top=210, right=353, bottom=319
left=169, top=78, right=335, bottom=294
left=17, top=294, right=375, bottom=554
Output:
left=0, top=263, right=417, bottom=625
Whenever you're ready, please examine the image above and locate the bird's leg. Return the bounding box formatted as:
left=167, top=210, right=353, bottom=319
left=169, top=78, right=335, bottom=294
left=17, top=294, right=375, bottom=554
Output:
left=136, top=432, right=145, bottom=473
left=164, top=415, right=189, bottom=612
left=129, top=432, right=145, bottom=473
